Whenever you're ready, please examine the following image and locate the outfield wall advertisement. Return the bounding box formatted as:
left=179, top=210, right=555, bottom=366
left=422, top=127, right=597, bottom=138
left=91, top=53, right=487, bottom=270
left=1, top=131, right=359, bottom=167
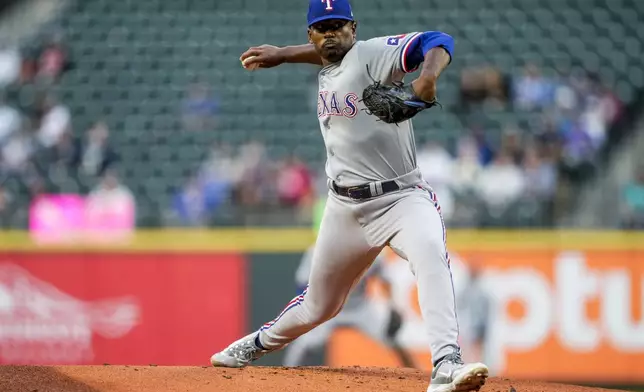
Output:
left=326, top=247, right=644, bottom=383
left=0, top=252, right=246, bottom=366
left=0, top=230, right=642, bottom=384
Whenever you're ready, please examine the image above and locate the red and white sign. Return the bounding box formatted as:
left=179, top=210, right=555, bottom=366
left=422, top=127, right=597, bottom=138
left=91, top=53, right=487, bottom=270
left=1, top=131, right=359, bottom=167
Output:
left=0, top=252, right=246, bottom=365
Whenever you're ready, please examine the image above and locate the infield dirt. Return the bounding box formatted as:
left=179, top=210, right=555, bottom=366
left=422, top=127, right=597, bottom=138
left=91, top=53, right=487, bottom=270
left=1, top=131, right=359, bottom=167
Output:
left=0, top=365, right=623, bottom=392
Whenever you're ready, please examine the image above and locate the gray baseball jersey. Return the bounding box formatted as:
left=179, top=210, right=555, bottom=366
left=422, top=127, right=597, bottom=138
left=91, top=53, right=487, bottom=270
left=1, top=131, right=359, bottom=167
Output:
left=317, top=33, right=423, bottom=187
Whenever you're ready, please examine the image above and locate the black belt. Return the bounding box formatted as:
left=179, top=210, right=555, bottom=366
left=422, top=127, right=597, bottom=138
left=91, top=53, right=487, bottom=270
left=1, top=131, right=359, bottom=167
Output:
left=332, top=180, right=400, bottom=200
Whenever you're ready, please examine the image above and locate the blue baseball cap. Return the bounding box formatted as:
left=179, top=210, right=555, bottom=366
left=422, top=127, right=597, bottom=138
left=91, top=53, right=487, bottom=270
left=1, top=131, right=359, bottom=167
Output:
left=307, top=0, right=354, bottom=27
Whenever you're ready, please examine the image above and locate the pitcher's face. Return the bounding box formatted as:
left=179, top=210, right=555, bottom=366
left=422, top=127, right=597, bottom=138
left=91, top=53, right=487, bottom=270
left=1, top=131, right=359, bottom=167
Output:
left=308, top=19, right=356, bottom=63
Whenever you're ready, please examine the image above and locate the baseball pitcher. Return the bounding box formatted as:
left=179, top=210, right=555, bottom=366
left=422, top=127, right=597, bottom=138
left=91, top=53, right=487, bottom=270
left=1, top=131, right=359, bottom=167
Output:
left=211, top=1, right=489, bottom=391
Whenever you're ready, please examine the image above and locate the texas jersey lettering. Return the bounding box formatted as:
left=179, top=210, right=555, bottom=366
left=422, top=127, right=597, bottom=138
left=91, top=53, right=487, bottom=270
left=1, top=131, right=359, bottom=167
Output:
left=317, top=91, right=359, bottom=118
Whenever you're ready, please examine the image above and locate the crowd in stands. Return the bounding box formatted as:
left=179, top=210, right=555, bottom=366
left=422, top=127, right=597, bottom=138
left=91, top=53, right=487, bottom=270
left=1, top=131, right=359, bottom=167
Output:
left=0, top=28, right=638, bottom=229
left=169, top=140, right=316, bottom=226
left=173, top=62, right=627, bottom=228
left=0, top=31, right=133, bottom=228
left=446, top=63, right=625, bottom=226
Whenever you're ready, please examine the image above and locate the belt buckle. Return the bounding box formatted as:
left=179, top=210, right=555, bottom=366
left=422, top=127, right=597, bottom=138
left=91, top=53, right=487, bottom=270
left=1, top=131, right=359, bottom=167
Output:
left=347, top=186, right=362, bottom=199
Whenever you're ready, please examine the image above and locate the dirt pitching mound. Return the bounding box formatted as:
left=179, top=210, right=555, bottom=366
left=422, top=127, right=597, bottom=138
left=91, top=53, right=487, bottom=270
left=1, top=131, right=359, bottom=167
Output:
left=0, top=365, right=622, bottom=392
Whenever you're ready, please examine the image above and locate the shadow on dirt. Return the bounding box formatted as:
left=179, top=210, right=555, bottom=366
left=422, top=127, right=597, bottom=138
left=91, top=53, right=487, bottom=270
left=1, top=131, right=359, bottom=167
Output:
left=0, top=366, right=100, bottom=392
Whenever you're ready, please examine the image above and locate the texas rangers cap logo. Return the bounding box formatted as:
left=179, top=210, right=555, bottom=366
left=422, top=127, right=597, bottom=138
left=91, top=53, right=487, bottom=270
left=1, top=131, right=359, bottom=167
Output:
left=308, top=0, right=354, bottom=26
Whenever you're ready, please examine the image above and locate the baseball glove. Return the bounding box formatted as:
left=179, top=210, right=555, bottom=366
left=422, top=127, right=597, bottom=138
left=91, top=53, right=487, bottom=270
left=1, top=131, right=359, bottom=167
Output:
left=361, top=65, right=441, bottom=125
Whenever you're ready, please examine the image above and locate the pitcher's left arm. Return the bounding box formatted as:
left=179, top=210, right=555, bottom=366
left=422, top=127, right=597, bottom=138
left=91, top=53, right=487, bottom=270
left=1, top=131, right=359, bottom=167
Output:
left=407, top=31, right=454, bottom=102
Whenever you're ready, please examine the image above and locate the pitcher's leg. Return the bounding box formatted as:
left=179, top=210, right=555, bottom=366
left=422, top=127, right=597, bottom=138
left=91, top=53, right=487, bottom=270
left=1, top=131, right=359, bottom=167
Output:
left=211, top=194, right=380, bottom=367
left=388, top=191, right=459, bottom=363
left=259, top=195, right=381, bottom=349
left=282, top=319, right=335, bottom=366
left=387, top=188, right=488, bottom=392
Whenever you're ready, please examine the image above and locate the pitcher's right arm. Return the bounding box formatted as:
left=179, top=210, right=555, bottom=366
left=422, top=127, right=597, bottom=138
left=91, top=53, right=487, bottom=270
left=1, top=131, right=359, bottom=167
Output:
left=240, top=44, right=322, bottom=68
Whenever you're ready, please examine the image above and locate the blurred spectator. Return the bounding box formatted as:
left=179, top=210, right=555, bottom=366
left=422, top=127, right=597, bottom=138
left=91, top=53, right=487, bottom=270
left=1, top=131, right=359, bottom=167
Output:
left=417, top=141, right=454, bottom=219
left=48, top=129, right=80, bottom=171
left=553, top=81, right=577, bottom=116
left=470, top=126, right=495, bottom=165
left=459, top=66, right=510, bottom=110
left=535, top=115, right=562, bottom=151
left=171, top=175, right=212, bottom=226
left=560, top=120, right=595, bottom=182
left=499, top=125, right=524, bottom=165
left=579, top=95, right=607, bottom=149
left=0, top=94, right=21, bottom=145
left=181, top=83, right=219, bottom=132
left=522, top=144, right=557, bottom=201
left=276, top=154, right=313, bottom=207
left=568, top=68, right=596, bottom=103
left=76, top=121, right=118, bottom=177
left=0, top=40, right=21, bottom=88
left=35, top=32, right=72, bottom=84
left=193, top=144, right=238, bottom=222
left=172, top=154, right=234, bottom=225
left=621, top=166, right=644, bottom=229
left=579, top=82, right=623, bottom=149
left=595, top=82, right=623, bottom=125
left=450, top=135, right=483, bottom=194
left=199, top=142, right=241, bottom=187
left=512, top=63, right=553, bottom=111
left=233, top=141, right=275, bottom=207
left=85, top=170, right=136, bottom=231
left=551, top=87, right=578, bottom=139
left=1, top=120, right=36, bottom=174
left=475, top=151, right=526, bottom=211
left=36, top=94, right=71, bottom=148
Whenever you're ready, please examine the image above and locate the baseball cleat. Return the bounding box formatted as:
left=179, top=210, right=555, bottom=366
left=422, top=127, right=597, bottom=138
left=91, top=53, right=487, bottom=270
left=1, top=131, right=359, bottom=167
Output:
left=210, top=332, right=270, bottom=368
left=427, top=353, right=489, bottom=392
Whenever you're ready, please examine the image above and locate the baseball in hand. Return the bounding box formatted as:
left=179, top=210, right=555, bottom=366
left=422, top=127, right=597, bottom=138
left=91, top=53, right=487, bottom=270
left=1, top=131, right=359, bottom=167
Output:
left=242, top=56, right=260, bottom=70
